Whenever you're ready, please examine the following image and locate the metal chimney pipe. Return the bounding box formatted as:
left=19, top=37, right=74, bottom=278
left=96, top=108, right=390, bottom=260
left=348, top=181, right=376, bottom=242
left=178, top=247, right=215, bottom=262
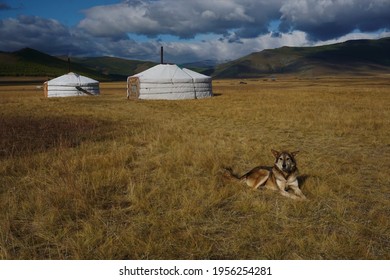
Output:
left=68, top=57, right=71, bottom=73
left=160, top=46, right=163, bottom=64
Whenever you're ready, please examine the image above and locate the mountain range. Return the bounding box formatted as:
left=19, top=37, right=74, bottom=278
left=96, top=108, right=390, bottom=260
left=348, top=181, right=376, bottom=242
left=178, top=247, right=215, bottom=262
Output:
left=213, top=37, right=390, bottom=78
left=0, top=37, right=389, bottom=81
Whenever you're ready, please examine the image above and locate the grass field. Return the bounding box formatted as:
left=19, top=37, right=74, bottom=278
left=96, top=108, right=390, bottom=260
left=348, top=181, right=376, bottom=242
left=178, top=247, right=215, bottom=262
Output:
left=0, top=75, right=389, bottom=259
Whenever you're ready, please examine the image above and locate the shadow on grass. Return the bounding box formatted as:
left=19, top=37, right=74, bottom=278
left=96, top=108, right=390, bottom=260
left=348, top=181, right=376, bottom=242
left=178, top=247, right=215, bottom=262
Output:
left=0, top=115, right=112, bottom=158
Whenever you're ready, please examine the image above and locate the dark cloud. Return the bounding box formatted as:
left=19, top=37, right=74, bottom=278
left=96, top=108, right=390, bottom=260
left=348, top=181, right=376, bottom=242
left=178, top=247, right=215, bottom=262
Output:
left=219, top=32, right=244, bottom=44
left=0, top=2, right=11, bottom=10
left=0, top=15, right=162, bottom=60
left=0, top=1, right=22, bottom=11
left=279, top=0, right=390, bottom=40
left=0, top=16, right=75, bottom=53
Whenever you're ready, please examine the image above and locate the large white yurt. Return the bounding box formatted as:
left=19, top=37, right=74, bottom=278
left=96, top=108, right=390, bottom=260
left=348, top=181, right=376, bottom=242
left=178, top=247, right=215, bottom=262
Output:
left=127, top=64, right=212, bottom=100
left=44, top=72, right=100, bottom=98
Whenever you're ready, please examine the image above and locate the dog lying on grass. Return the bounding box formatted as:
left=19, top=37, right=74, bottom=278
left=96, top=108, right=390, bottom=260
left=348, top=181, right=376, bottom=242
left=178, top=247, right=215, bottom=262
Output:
left=224, top=149, right=307, bottom=200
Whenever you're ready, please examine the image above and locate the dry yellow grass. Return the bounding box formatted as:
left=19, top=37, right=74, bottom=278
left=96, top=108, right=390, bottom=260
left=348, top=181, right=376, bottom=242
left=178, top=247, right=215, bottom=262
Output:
left=0, top=76, right=389, bottom=259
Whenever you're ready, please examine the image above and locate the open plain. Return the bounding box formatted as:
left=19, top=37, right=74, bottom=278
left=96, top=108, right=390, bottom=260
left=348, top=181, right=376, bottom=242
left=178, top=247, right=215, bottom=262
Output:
left=0, top=76, right=389, bottom=259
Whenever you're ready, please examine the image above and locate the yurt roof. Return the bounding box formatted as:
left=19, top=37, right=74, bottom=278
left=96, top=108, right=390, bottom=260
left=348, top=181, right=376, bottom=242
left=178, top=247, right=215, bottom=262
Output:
left=182, top=68, right=211, bottom=82
left=47, top=72, right=99, bottom=86
left=132, top=64, right=203, bottom=83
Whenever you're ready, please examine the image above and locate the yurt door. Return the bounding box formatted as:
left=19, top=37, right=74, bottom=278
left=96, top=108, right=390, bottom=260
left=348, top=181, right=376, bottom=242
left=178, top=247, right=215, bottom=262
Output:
left=43, top=82, right=48, bottom=98
left=128, top=77, right=140, bottom=99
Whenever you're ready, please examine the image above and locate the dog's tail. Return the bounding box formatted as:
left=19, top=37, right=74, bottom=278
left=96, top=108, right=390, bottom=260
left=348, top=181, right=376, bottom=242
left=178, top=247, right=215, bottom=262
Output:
left=222, top=167, right=245, bottom=181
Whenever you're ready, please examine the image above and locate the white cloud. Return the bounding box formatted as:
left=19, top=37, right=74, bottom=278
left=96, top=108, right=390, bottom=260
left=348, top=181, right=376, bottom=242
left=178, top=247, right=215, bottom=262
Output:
left=313, top=29, right=390, bottom=46
left=77, top=0, right=390, bottom=42
left=78, top=2, right=159, bottom=39
left=78, top=0, right=282, bottom=39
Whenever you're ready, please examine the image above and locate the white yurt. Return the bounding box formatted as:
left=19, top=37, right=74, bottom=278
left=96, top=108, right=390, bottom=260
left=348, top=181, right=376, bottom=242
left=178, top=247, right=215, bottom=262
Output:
left=44, top=72, right=100, bottom=98
left=127, top=64, right=212, bottom=100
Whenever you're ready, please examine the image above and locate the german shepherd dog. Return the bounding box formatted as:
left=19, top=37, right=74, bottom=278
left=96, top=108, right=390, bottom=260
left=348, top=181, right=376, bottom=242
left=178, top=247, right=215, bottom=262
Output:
left=224, top=149, right=307, bottom=200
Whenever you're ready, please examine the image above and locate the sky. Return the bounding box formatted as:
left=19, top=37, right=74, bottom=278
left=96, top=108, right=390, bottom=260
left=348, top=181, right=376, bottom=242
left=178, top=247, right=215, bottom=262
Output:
left=0, top=0, right=389, bottom=63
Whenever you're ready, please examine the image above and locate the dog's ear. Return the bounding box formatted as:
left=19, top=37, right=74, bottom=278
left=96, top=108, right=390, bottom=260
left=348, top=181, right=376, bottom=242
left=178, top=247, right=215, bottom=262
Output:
left=291, top=151, right=299, bottom=157
left=271, top=149, right=280, bottom=158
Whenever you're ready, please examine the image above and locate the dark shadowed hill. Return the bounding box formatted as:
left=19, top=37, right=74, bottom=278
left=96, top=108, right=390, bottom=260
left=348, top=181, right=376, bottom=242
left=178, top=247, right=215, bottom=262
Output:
left=68, top=57, right=156, bottom=78
left=212, top=37, right=390, bottom=78
left=0, top=48, right=112, bottom=81
left=0, top=48, right=156, bottom=82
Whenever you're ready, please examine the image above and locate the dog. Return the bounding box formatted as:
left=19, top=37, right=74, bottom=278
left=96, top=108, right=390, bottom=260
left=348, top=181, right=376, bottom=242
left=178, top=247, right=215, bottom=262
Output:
left=224, top=149, right=307, bottom=200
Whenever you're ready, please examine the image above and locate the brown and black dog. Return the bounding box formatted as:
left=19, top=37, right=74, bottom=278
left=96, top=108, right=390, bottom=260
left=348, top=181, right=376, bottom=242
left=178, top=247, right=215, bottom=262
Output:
left=224, top=149, right=306, bottom=200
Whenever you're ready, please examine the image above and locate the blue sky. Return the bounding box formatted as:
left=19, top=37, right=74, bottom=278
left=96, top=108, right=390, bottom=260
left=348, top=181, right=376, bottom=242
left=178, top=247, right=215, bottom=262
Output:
left=1, top=0, right=389, bottom=63
left=1, top=0, right=119, bottom=26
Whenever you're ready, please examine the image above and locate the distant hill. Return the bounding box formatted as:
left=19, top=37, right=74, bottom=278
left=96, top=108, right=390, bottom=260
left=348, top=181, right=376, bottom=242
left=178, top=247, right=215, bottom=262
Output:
left=2, top=37, right=389, bottom=82
left=67, top=56, right=156, bottom=78
left=180, top=60, right=222, bottom=75
left=212, top=37, right=390, bottom=78
left=0, top=48, right=156, bottom=82
left=0, top=48, right=112, bottom=81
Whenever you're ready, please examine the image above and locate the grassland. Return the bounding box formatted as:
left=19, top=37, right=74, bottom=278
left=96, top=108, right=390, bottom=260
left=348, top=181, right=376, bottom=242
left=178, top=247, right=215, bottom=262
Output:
left=0, top=76, right=389, bottom=259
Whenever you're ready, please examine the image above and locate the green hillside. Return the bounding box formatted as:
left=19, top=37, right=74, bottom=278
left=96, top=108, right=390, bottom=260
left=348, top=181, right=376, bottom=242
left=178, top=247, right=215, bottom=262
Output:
left=0, top=48, right=156, bottom=82
left=213, top=37, right=390, bottom=78
left=0, top=48, right=111, bottom=81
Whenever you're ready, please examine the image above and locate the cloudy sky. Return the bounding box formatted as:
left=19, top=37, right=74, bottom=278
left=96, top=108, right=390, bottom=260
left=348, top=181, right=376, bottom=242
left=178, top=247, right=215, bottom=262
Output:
left=0, top=0, right=389, bottom=63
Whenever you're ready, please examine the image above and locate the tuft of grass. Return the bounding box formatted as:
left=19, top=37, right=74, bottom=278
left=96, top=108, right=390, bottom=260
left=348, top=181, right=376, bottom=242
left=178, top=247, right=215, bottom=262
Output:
left=0, top=77, right=389, bottom=259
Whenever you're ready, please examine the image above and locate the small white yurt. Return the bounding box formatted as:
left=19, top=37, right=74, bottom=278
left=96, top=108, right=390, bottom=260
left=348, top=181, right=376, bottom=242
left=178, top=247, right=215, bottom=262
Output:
left=44, top=72, right=100, bottom=98
left=127, top=64, right=212, bottom=100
